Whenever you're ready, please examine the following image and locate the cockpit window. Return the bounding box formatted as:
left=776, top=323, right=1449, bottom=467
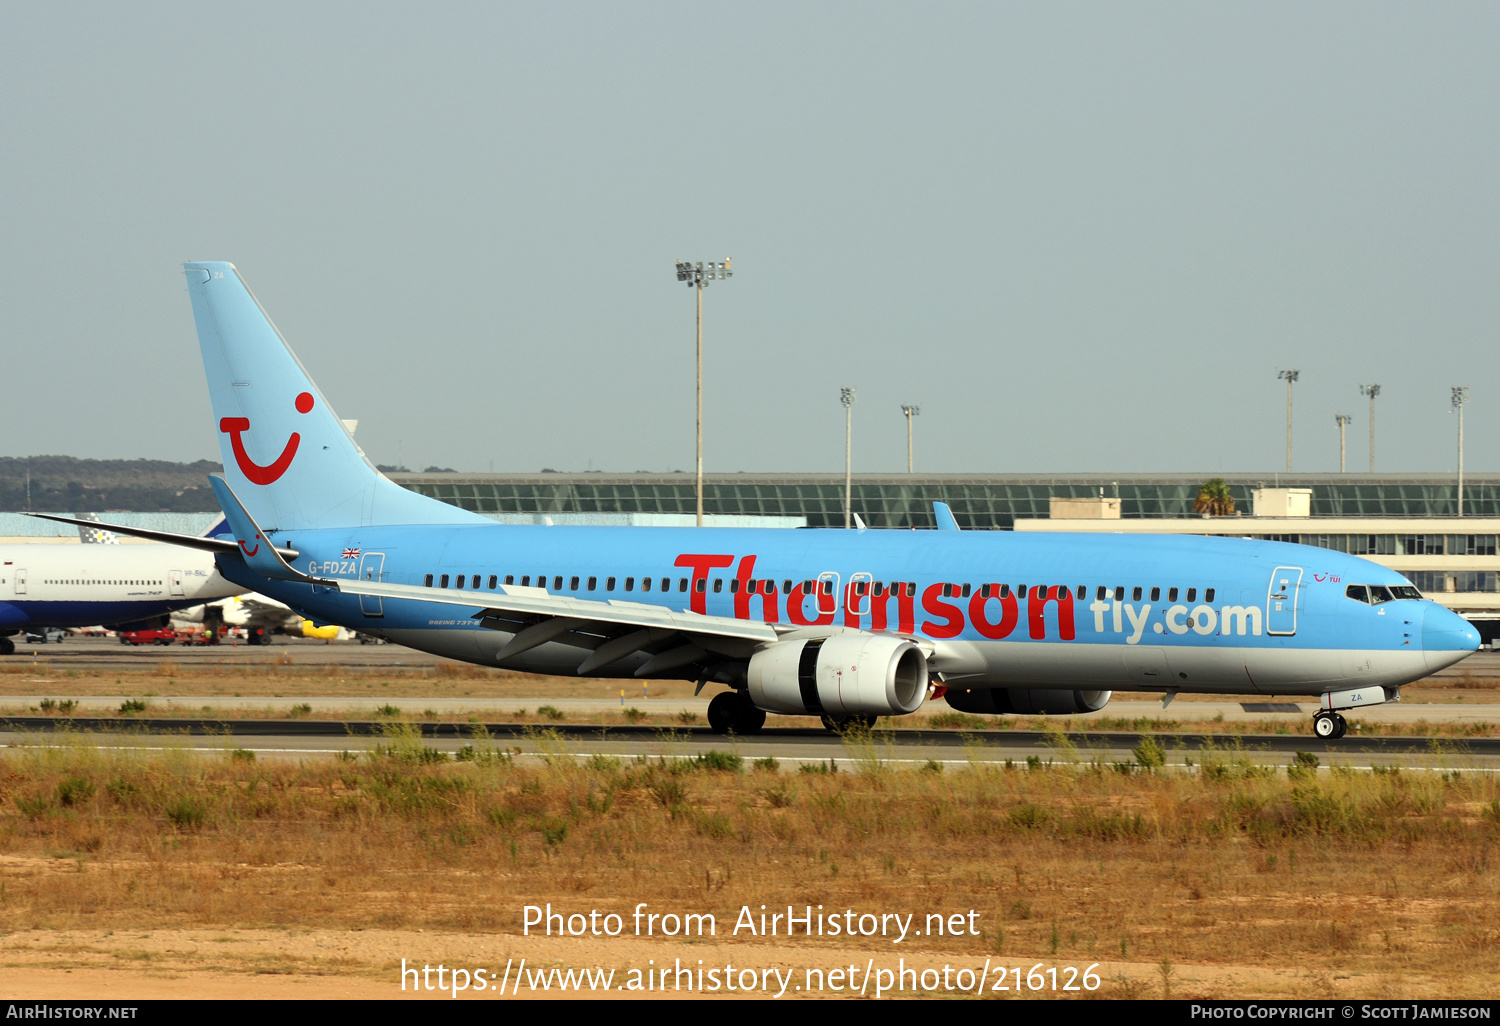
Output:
left=1345, top=584, right=1369, bottom=604
left=1390, top=586, right=1422, bottom=600
left=1369, top=585, right=1395, bottom=604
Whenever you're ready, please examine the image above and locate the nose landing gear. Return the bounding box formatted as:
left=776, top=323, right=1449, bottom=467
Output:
left=1312, top=711, right=1348, bottom=739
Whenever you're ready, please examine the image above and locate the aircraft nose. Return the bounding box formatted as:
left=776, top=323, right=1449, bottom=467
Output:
left=1422, top=603, right=1481, bottom=673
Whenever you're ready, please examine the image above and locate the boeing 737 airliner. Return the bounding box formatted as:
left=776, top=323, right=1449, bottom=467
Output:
left=40, top=262, right=1480, bottom=738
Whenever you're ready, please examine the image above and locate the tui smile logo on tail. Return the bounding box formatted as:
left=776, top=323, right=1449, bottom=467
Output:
left=220, top=392, right=315, bottom=485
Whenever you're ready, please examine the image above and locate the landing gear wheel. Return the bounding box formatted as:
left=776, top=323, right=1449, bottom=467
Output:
left=732, top=697, right=766, bottom=735
left=707, top=692, right=737, bottom=734
left=1313, top=712, right=1338, bottom=739
left=1332, top=713, right=1348, bottom=739
left=0, top=636, right=12, bottom=656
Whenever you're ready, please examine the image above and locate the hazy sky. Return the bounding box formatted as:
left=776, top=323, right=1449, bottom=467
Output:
left=3, top=3, right=1496, bottom=476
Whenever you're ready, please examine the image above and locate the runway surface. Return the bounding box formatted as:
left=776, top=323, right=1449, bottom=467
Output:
left=3, top=716, right=1493, bottom=770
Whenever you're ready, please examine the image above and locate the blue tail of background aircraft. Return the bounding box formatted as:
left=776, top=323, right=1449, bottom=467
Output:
left=184, top=262, right=486, bottom=533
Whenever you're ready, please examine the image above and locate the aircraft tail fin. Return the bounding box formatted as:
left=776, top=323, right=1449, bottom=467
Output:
left=184, top=262, right=488, bottom=532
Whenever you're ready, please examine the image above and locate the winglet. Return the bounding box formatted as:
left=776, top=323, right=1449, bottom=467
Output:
left=933, top=501, right=960, bottom=531
left=210, top=476, right=338, bottom=588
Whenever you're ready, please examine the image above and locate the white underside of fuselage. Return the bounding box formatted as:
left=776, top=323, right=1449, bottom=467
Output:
left=372, top=625, right=1452, bottom=699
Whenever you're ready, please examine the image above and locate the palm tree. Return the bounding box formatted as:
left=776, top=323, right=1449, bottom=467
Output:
left=1194, top=478, right=1235, bottom=516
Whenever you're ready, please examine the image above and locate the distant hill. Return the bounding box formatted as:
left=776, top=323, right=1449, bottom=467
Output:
left=0, top=456, right=224, bottom=512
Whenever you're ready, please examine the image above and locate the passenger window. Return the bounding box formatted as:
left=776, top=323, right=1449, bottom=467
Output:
left=1168, top=587, right=1178, bottom=602
left=678, top=578, right=688, bottom=592
left=641, top=577, right=651, bottom=592
left=712, top=579, right=723, bottom=593
left=961, top=584, right=971, bottom=598
left=1114, top=586, right=1124, bottom=601
left=1205, top=588, right=1215, bottom=603
left=730, top=579, right=739, bottom=593
left=521, top=575, right=530, bottom=587
left=1186, top=587, right=1196, bottom=602
left=821, top=580, right=834, bottom=596
left=504, top=575, right=514, bottom=586
left=606, top=577, right=615, bottom=591
left=625, top=577, right=634, bottom=591
left=570, top=576, right=580, bottom=590
left=440, top=574, right=449, bottom=588
left=783, top=580, right=793, bottom=594
left=1150, top=587, right=1160, bottom=602
left=941, top=583, right=952, bottom=598
left=999, top=584, right=1010, bottom=598
left=1076, top=586, right=1085, bottom=600
left=473, top=575, right=482, bottom=589
left=802, top=581, right=814, bottom=595
left=1018, top=584, right=1028, bottom=599
left=1345, top=584, right=1370, bottom=603
left=553, top=576, right=563, bottom=591
left=1132, top=587, right=1143, bottom=602
left=424, top=574, right=434, bottom=587
left=587, top=577, right=597, bottom=591
left=488, top=575, right=498, bottom=589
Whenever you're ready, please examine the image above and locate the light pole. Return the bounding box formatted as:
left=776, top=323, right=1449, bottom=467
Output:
left=901, top=404, right=920, bottom=473
left=1335, top=414, right=1352, bottom=473
left=1359, top=383, right=1380, bottom=473
left=674, top=258, right=733, bottom=527
left=1277, top=370, right=1299, bottom=472
left=841, top=387, right=856, bottom=528
left=1452, top=386, right=1469, bottom=517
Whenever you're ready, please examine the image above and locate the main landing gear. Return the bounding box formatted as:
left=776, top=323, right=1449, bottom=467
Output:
left=707, top=691, right=766, bottom=735
left=0, top=635, right=12, bottom=656
left=1313, top=711, right=1348, bottom=739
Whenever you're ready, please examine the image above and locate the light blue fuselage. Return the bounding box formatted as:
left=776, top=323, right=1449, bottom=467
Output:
left=217, top=524, right=1477, bottom=696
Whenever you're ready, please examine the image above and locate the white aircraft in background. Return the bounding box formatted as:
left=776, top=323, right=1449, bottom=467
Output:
left=76, top=515, right=341, bottom=643
left=0, top=520, right=245, bottom=654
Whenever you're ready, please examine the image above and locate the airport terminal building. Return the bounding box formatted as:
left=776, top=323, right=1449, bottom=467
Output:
left=390, top=471, right=1500, bottom=635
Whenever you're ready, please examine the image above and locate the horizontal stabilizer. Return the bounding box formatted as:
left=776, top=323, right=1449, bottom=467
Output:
left=209, top=476, right=332, bottom=587
left=24, top=512, right=297, bottom=558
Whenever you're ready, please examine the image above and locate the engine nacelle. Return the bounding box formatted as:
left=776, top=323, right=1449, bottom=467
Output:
left=945, top=688, right=1112, bottom=716
left=747, top=635, right=929, bottom=717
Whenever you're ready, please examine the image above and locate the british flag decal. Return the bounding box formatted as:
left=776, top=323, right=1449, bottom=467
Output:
left=342, top=548, right=361, bottom=560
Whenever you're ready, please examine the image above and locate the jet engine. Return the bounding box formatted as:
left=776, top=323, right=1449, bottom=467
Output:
left=747, top=635, right=928, bottom=717
left=944, top=688, right=1111, bottom=716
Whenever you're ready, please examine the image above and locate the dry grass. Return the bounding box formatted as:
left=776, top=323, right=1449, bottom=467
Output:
left=1, top=730, right=1499, bottom=997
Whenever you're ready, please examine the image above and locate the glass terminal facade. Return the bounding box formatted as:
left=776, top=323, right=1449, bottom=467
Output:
left=392, top=473, right=1500, bottom=531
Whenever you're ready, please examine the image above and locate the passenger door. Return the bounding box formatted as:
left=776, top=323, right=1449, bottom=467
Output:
left=1266, top=566, right=1303, bottom=636
left=169, top=571, right=185, bottom=597
left=14, top=569, right=25, bottom=595
left=357, top=552, right=386, bottom=617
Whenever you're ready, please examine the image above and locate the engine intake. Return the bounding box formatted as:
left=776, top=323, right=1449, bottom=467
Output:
left=747, top=635, right=929, bottom=717
left=945, top=688, right=1111, bottom=716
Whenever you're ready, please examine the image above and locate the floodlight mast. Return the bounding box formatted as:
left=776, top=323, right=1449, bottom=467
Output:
left=841, top=388, right=856, bottom=528
left=675, top=259, right=733, bottom=527
left=1359, top=384, right=1381, bottom=473
left=1278, top=370, right=1300, bottom=472
left=901, top=405, right=920, bottom=473
left=1335, top=414, right=1352, bottom=473
left=1452, top=386, right=1470, bottom=517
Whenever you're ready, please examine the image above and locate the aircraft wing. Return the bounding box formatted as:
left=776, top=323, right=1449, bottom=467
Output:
left=337, top=577, right=793, bottom=676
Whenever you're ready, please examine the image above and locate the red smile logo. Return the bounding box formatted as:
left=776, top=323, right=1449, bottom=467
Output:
left=220, top=392, right=314, bottom=486
left=238, top=537, right=261, bottom=557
